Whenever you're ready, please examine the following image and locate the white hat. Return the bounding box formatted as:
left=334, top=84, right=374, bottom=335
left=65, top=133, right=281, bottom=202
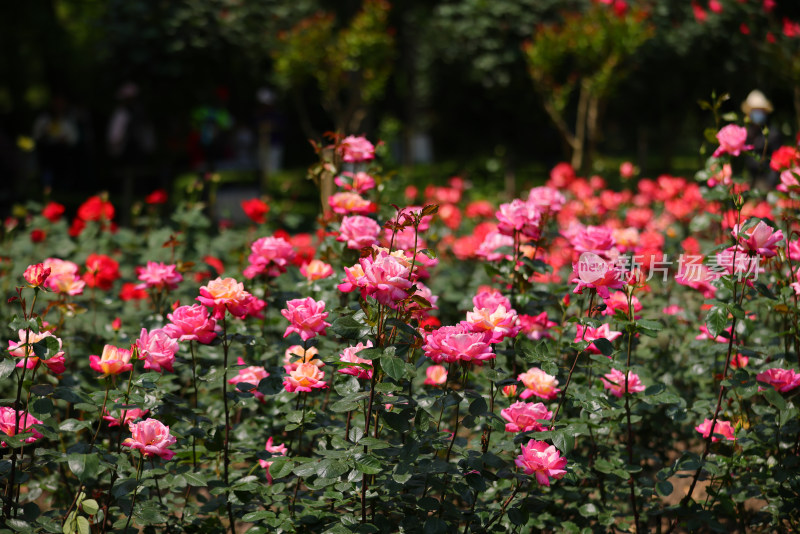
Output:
left=741, top=90, right=773, bottom=114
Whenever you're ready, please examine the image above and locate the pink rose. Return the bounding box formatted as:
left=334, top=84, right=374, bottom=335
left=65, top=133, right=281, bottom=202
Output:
left=136, top=328, right=178, bottom=373
left=777, top=167, right=800, bottom=193
left=334, top=171, right=376, bottom=193
left=42, top=258, right=84, bottom=295
left=518, top=312, right=557, bottom=340
left=600, top=369, right=646, bottom=398
left=475, top=232, right=514, bottom=262
left=338, top=216, right=381, bottom=250
left=601, top=292, right=642, bottom=319
left=501, top=401, right=553, bottom=433
left=360, top=252, right=414, bottom=307
left=423, top=324, right=494, bottom=364
left=329, top=192, right=376, bottom=215
left=472, top=287, right=511, bottom=313
left=575, top=324, right=623, bottom=355
left=515, top=440, right=568, bottom=486
left=756, top=367, right=800, bottom=393
left=570, top=225, right=616, bottom=258
left=337, top=341, right=374, bottom=380
left=23, top=263, right=51, bottom=288
left=283, top=362, right=327, bottom=393
left=281, top=297, right=331, bottom=341
left=465, top=304, right=520, bottom=344
left=496, top=199, right=542, bottom=239
left=258, top=437, right=288, bottom=484
left=243, top=236, right=296, bottom=279
left=300, top=259, right=334, bottom=282
left=89, top=344, right=133, bottom=376
left=7, top=329, right=66, bottom=374
left=0, top=408, right=42, bottom=447
left=283, top=345, right=322, bottom=374
left=695, top=418, right=735, bottom=442
left=123, top=418, right=177, bottom=460
left=197, top=277, right=254, bottom=319
left=732, top=220, right=784, bottom=258
left=713, top=124, right=753, bottom=157
left=163, top=304, right=218, bottom=344
left=103, top=400, right=148, bottom=427
left=229, top=357, right=269, bottom=401
left=518, top=367, right=560, bottom=400
left=338, top=135, right=375, bottom=163
left=527, top=187, right=565, bottom=213
left=135, top=261, right=183, bottom=291
left=424, top=365, right=448, bottom=386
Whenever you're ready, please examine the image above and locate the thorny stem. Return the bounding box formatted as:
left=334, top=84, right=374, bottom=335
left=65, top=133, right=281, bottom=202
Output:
left=483, top=480, right=523, bottom=531
left=123, top=454, right=144, bottom=533
left=221, top=316, right=236, bottom=534
left=6, top=289, right=38, bottom=519
left=189, top=341, right=199, bottom=470
left=624, top=292, right=641, bottom=534
left=550, top=290, right=595, bottom=429
left=668, top=213, right=747, bottom=532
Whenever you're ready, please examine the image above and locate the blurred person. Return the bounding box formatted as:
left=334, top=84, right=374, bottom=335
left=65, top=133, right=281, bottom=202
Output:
left=32, top=93, right=79, bottom=193
left=190, top=86, right=233, bottom=173
left=255, top=87, right=285, bottom=192
left=741, top=89, right=781, bottom=189
left=107, top=82, right=156, bottom=224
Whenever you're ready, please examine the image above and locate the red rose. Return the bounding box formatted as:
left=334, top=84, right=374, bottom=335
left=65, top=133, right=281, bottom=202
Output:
left=145, top=189, right=168, bottom=205
left=42, top=202, right=65, bottom=222
left=77, top=196, right=115, bottom=222
left=241, top=198, right=269, bottom=224
left=30, top=229, right=46, bottom=243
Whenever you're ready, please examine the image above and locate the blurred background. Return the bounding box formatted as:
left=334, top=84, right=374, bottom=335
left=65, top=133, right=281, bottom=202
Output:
left=1, top=0, right=800, bottom=219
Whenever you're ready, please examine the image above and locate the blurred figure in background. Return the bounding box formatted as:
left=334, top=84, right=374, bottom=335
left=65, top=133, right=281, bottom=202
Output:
left=255, top=87, right=285, bottom=193
left=189, top=86, right=233, bottom=173
left=741, top=89, right=781, bottom=189
left=107, top=82, right=156, bottom=225
left=32, top=93, right=79, bottom=193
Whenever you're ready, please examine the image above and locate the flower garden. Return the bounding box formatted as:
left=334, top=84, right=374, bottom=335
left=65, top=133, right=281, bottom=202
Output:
left=1, top=125, right=799, bottom=534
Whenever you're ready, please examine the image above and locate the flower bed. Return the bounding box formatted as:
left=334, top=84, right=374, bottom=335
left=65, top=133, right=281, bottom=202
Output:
left=1, top=131, right=799, bottom=533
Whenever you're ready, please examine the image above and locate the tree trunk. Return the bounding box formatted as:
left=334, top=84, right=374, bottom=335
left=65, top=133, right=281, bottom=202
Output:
left=320, top=147, right=335, bottom=216
left=571, top=82, right=590, bottom=172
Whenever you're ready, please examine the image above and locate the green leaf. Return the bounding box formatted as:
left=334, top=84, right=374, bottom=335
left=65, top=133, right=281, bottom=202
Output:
left=469, top=396, right=487, bottom=416
left=382, top=411, right=410, bottom=433
left=334, top=376, right=360, bottom=396
left=763, top=387, right=786, bottom=410
left=579, top=503, right=598, bottom=518
left=0, top=358, right=17, bottom=379
left=551, top=432, right=573, bottom=456
left=354, top=455, right=382, bottom=475
left=67, top=454, right=100, bottom=482
left=384, top=318, right=422, bottom=341
left=182, top=471, right=207, bottom=487
left=81, top=499, right=99, bottom=515
left=704, top=306, right=728, bottom=339
left=636, top=319, right=663, bottom=332
left=317, top=459, right=349, bottom=479
left=76, top=516, right=90, bottom=534
left=381, top=355, right=405, bottom=381
left=656, top=480, right=673, bottom=496
left=60, top=419, right=92, bottom=432
left=268, top=457, right=294, bottom=479
left=330, top=315, right=371, bottom=340
left=592, top=338, right=614, bottom=356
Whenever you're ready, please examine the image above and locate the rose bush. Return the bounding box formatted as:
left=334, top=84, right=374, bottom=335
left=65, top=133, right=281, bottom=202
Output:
left=0, top=124, right=798, bottom=534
